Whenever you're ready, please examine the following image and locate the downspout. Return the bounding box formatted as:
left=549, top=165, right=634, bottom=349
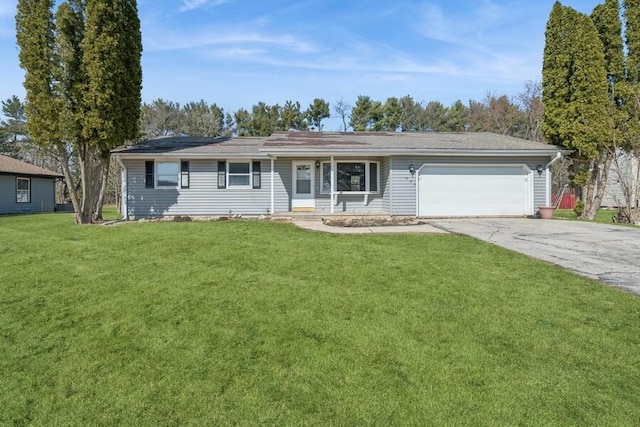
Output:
left=545, top=152, right=562, bottom=206
left=114, top=155, right=128, bottom=220
left=270, top=156, right=275, bottom=215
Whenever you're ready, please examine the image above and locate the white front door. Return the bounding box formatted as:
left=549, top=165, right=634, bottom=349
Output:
left=292, top=161, right=315, bottom=211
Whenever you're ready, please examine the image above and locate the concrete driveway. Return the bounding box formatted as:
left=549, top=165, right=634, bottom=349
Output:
left=429, top=218, right=640, bottom=295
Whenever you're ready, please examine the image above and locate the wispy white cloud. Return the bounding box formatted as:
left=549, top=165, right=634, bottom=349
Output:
left=179, top=0, right=229, bottom=12
left=145, top=26, right=320, bottom=55
left=217, top=47, right=267, bottom=57
left=411, top=1, right=541, bottom=83
left=416, top=2, right=509, bottom=48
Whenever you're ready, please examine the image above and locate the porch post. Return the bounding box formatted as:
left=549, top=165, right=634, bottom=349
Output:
left=330, top=155, right=335, bottom=214
left=270, top=157, right=275, bottom=215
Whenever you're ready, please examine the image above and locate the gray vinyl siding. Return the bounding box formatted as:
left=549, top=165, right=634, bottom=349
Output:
left=0, top=175, right=56, bottom=215
left=124, top=159, right=287, bottom=218
left=390, top=157, right=419, bottom=216
left=533, top=168, right=548, bottom=208
left=274, top=159, right=291, bottom=212
left=381, top=157, right=391, bottom=212
left=390, top=156, right=550, bottom=216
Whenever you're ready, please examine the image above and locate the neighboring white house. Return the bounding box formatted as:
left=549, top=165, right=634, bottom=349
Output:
left=602, top=152, right=640, bottom=208
left=111, top=132, right=566, bottom=220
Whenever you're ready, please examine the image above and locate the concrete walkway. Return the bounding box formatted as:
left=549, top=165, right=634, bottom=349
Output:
left=429, top=218, right=640, bottom=295
left=292, top=218, right=448, bottom=234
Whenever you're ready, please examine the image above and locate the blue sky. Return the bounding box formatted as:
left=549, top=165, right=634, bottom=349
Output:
left=0, top=0, right=601, bottom=130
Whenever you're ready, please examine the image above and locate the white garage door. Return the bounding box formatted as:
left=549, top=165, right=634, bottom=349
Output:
left=418, top=165, right=531, bottom=217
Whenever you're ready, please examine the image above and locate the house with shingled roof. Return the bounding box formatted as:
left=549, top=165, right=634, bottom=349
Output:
left=0, top=154, right=63, bottom=215
left=111, top=131, right=567, bottom=220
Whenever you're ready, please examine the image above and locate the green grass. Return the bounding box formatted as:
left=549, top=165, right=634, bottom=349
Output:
left=554, top=208, right=618, bottom=223
left=101, top=205, right=122, bottom=221
left=1, top=214, right=639, bottom=425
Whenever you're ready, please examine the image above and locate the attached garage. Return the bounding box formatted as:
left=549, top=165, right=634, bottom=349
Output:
left=418, top=164, right=533, bottom=217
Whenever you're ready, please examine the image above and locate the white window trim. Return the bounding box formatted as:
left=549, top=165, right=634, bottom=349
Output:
left=155, top=160, right=180, bottom=189
left=320, top=160, right=380, bottom=194
left=227, top=160, right=252, bottom=189
left=16, top=177, right=30, bottom=203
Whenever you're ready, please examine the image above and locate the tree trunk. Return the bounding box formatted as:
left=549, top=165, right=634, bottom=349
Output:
left=581, top=153, right=613, bottom=220
left=70, top=144, right=103, bottom=224
left=56, top=143, right=80, bottom=217
left=93, top=154, right=110, bottom=222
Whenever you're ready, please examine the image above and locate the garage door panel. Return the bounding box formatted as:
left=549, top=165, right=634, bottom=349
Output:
left=418, top=165, right=530, bottom=217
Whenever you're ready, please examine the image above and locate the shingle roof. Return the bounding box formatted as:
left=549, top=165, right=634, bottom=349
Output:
left=0, top=154, right=63, bottom=178
left=112, top=136, right=265, bottom=156
left=262, top=131, right=562, bottom=152
left=112, top=132, right=566, bottom=157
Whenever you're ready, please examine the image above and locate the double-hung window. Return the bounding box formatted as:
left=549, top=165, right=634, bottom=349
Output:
left=321, top=161, right=379, bottom=193
left=16, top=177, right=30, bottom=203
left=228, top=162, right=251, bottom=188
left=219, top=161, right=261, bottom=189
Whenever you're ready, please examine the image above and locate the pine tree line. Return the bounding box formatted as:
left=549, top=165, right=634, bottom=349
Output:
left=132, top=82, right=544, bottom=140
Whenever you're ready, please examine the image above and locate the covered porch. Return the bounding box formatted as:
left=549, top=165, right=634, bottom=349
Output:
left=268, top=155, right=389, bottom=215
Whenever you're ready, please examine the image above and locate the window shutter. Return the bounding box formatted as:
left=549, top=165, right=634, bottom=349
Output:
left=145, top=161, right=154, bottom=188
left=181, top=160, right=190, bottom=189
left=369, top=162, right=378, bottom=192
left=217, top=161, right=226, bottom=189
left=252, top=161, right=261, bottom=189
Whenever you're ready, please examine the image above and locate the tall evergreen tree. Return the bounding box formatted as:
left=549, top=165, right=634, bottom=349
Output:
left=248, top=102, right=280, bottom=136
left=593, top=0, right=625, bottom=85
left=445, top=100, right=470, bottom=132
left=280, top=100, right=306, bottom=131
left=542, top=2, right=611, bottom=219
left=624, top=0, right=640, bottom=83
left=382, top=97, right=401, bottom=131
left=620, top=0, right=640, bottom=221
left=305, top=98, right=330, bottom=131
left=0, top=96, right=28, bottom=151
left=421, top=101, right=448, bottom=131
left=16, top=0, right=142, bottom=223
left=398, top=95, right=420, bottom=132
left=349, top=96, right=383, bottom=131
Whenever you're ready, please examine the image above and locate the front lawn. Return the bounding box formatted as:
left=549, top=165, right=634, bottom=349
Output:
left=1, top=213, right=639, bottom=425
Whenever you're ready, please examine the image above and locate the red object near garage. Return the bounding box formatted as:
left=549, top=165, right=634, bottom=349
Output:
left=552, top=190, right=576, bottom=209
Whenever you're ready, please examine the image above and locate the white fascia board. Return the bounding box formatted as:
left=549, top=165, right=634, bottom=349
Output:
left=113, top=152, right=269, bottom=160
left=258, top=148, right=568, bottom=157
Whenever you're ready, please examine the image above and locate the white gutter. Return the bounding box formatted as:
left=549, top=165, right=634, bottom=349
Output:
left=113, top=155, right=128, bottom=220
left=113, top=153, right=268, bottom=160
left=545, top=152, right=563, bottom=206
left=258, top=148, right=567, bottom=157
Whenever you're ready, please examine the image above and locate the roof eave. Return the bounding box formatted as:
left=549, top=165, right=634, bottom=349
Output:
left=0, top=171, right=63, bottom=178
left=258, top=148, right=570, bottom=157
left=112, top=152, right=269, bottom=159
